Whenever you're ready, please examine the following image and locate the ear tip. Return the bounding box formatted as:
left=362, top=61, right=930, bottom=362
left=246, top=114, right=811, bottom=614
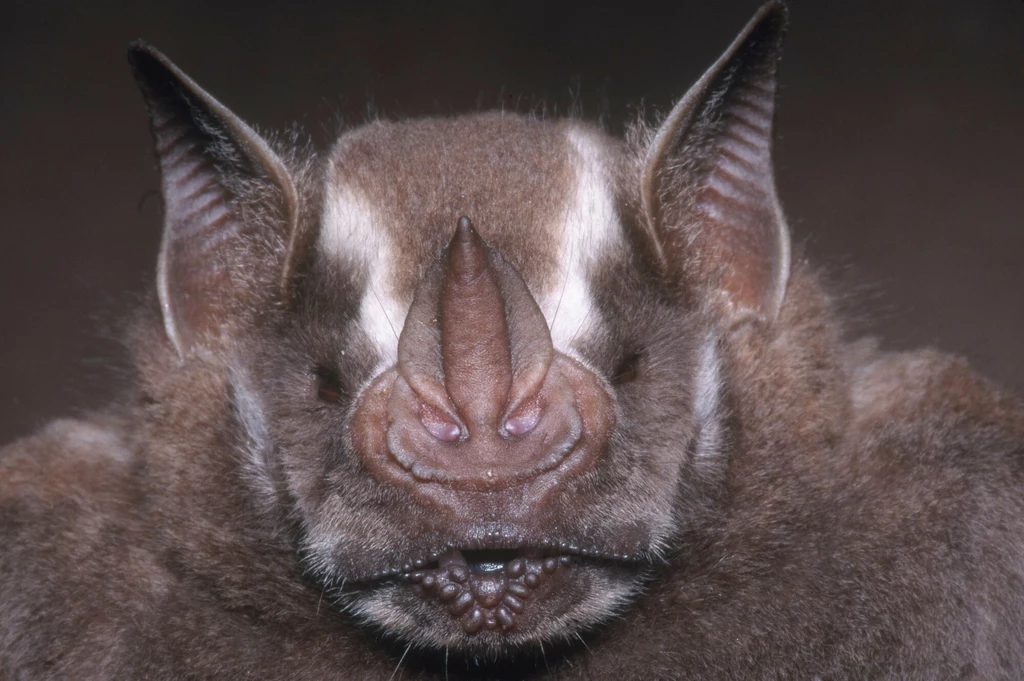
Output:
left=753, top=1, right=789, bottom=39
left=736, top=1, right=788, bottom=69
left=759, top=0, right=789, bottom=20
left=127, top=40, right=157, bottom=67
left=126, top=42, right=180, bottom=87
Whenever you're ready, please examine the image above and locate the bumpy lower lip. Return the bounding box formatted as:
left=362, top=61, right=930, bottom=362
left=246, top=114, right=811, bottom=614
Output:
left=402, top=547, right=572, bottom=634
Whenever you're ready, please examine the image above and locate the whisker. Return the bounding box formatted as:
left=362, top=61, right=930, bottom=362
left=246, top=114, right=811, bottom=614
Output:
left=389, top=642, right=413, bottom=681
left=568, top=302, right=595, bottom=347
left=370, top=285, right=399, bottom=341
left=549, top=188, right=576, bottom=332
left=575, top=632, right=592, bottom=654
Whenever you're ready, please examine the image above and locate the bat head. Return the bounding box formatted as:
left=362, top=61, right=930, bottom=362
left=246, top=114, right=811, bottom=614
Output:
left=129, top=1, right=789, bottom=653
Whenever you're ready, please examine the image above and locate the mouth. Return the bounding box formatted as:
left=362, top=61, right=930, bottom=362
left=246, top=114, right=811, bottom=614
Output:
left=390, top=544, right=636, bottom=635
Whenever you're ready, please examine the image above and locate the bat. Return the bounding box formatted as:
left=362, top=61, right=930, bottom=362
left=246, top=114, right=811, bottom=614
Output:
left=2, top=3, right=1023, bottom=679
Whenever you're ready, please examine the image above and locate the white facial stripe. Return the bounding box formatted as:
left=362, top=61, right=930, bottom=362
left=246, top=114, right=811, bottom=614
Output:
left=540, top=127, right=623, bottom=351
left=319, top=179, right=407, bottom=367
left=229, top=366, right=279, bottom=501
left=693, top=337, right=723, bottom=460
left=320, top=128, right=624, bottom=366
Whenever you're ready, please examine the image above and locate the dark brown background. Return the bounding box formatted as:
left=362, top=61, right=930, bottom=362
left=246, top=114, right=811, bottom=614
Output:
left=2, top=1, right=1022, bottom=443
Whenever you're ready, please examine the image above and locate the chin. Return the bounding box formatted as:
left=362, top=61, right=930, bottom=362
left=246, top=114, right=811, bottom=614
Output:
left=341, top=544, right=643, bottom=652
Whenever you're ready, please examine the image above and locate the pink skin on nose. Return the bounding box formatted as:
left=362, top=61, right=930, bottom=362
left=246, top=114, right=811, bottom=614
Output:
left=420, top=407, right=462, bottom=442
left=504, top=404, right=540, bottom=436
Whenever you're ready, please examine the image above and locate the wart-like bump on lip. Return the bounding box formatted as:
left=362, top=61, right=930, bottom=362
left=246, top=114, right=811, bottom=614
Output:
left=356, top=541, right=641, bottom=636
left=401, top=547, right=580, bottom=634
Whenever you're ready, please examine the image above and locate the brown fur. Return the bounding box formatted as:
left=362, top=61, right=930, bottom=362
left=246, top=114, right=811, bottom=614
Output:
left=327, top=114, right=577, bottom=296
left=3, top=4, right=1024, bottom=679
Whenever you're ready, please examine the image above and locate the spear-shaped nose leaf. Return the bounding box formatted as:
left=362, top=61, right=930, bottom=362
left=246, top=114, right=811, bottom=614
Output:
left=356, top=216, right=613, bottom=494
left=439, top=217, right=515, bottom=431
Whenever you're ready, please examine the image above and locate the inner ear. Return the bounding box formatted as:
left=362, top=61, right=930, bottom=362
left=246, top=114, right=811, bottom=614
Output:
left=129, top=43, right=301, bottom=357
left=640, top=1, right=790, bottom=327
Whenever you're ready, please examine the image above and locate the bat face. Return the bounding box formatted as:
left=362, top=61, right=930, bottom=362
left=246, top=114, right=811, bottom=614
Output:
left=7, top=2, right=1024, bottom=675
left=125, top=2, right=785, bottom=655
left=237, top=114, right=708, bottom=651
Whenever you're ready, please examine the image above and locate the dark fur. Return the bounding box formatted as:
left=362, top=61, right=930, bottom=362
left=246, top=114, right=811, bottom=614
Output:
left=3, top=4, right=1024, bottom=679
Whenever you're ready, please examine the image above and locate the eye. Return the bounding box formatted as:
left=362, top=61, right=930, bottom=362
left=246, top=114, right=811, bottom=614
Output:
left=611, top=349, right=643, bottom=386
left=314, top=366, right=344, bottom=404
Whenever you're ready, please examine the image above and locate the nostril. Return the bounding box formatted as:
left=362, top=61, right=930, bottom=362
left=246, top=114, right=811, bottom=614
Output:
left=504, top=405, right=540, bottom=437
left=420, top=407, right=462, bottom=442
left=426, top=421, right=461, bottom=442
left=357, top=354, right=612, bottom=494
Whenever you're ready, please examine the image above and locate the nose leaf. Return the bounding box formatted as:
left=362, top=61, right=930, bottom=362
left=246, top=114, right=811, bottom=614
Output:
left=354, top=216, right=614, bottom=495
left=440, top=217, right=514, bottom=429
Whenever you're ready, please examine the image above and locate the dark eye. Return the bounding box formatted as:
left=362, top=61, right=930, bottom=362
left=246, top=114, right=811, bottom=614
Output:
left=611, top=349, right=643, bottom=385
left=314, top=366, right=344, bottom=404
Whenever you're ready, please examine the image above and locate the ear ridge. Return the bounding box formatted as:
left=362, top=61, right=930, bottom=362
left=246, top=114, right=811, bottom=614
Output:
left=128, top=42, right=300, bottom=356
left=641, top=1, right=789, bottom=326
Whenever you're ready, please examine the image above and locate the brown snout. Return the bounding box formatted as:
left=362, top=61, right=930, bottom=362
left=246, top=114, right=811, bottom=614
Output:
left=353, top=217, right=613, bottom=499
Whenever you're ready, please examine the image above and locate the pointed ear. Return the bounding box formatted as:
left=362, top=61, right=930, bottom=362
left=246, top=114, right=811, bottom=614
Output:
left=128, top=43, right=301, bottom=357
left=640, top=2, right=789, bottom=327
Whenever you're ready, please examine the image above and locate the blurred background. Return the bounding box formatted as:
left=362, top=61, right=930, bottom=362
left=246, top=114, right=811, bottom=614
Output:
left=1, top=0, right=1022, bottom=442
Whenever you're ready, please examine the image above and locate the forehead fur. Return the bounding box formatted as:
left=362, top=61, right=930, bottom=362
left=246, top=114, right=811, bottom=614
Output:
left=319, top=113, right=628, bottom=362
